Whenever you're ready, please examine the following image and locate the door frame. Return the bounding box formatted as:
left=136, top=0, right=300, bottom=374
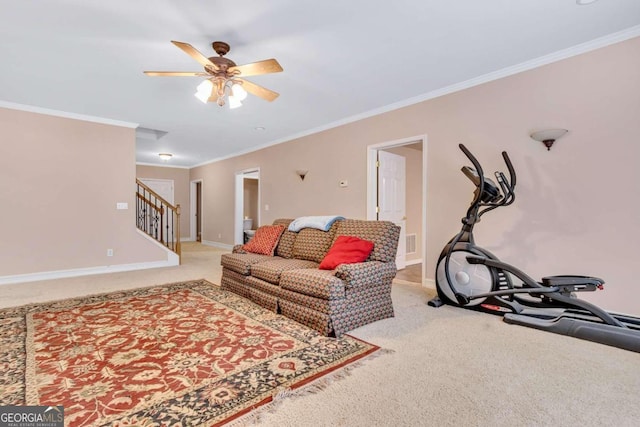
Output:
left=234, top=168, right=261, bottom=245
left=189, top=179, right=203, bottom=242
left=367, top=134, right=427, bottom=285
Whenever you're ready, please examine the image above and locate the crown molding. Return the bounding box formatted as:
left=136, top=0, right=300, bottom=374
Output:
left=194, top=27, right=640, bottom=168
left=0, top=100, right=138, bottom=128
left=136, top=162, right=191, bottom=170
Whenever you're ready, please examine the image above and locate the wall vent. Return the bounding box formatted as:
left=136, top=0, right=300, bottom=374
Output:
left=406, top=234, right=417, bottom=254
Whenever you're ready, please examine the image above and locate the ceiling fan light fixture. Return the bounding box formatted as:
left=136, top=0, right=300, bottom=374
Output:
left=195, top=79, right=213, bottom=103
left=194, top=91, right=209, bottom=104
left=146, top=40, right=282, bottom=108
left=228, top=94, right=243, bottom=109
left=231, top=83, right=248, bottom=101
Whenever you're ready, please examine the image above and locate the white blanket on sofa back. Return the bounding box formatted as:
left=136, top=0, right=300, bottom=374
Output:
left=288, top=215, right=345, bottom=232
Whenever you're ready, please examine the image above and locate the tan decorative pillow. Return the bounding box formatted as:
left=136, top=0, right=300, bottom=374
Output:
left=242, top=225, right=285, bottom=256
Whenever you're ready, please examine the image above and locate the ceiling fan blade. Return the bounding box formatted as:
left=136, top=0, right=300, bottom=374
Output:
left=239, top=79, right=280, bottom=102
left=228, top=59, right=283, bottom=77
left=144, top=71, right=209, bottom=76
left=171, top=40, right=219, bottom=71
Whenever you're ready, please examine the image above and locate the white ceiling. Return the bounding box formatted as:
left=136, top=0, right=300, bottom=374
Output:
left=1, top=0, right=639, bottom=167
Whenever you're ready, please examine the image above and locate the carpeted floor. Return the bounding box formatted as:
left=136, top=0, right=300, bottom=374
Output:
left=0, top=279, right=380, bottom=426
left=1, top=242, right=639, bottom=426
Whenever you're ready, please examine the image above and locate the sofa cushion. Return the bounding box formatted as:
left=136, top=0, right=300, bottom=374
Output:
left=276, top=287, right=344, bottom=315
left=278, top=300, right=333, bottom=337
left=291, top=222, right=339, bottom=263
left=333, top=219, right=400, bottom=263
left=220, top=252, right=277, bottom=275
left=280, top=268, right=346, bottom=300
left=243, top=224, right=285, bottom=255
left=220, top=268, right=252, bottom=299
left=250, top=258, right=319, bottom=285
left=273, top=219, right=296, bottom=259
left=319, top=236, right=374, bottom=270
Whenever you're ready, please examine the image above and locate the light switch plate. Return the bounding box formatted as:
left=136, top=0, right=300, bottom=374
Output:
left=116, top=202, right=128, bottom=210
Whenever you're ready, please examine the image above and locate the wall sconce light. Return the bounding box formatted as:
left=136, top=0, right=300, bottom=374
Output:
left=158, top=153, right=173, bottom=161
left=530, top=129, right=568, bottom=151
left=296, top=170, right=308, bottom=181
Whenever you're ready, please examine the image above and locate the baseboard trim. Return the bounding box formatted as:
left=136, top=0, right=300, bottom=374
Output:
left=0, top=257, right=179, bottom=286
left=201, top=240, right=234, bottom=251
left=423, top=278, right=436, bottom=290
left=405, top=258, right=422, bottom=266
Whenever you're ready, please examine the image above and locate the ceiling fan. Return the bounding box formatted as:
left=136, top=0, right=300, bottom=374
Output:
left=144, top=41, right=283, bottom=108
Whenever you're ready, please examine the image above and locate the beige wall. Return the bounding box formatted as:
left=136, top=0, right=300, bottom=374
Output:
left=136, top=165, right=191, bottom=240
left=192, top=37, right=640, bottom=315
left=0, top=108, right=168, bottom=277
left=386, top=144, right=423, bottom=263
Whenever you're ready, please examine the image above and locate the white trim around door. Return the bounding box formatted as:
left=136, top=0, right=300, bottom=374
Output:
left=234, top=168, right=261, bottom=245
left=190, top=179, right=203, bottom=242
left=367, top=134, right=428, bottom=286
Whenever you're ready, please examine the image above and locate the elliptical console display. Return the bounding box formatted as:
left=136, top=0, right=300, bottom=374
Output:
left=428, top=144, right=640, bottom=353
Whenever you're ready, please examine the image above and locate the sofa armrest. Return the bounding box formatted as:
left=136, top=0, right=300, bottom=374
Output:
left=232, top=244, right=247, bottom=254
left=334, top=261, right=397, bottom=290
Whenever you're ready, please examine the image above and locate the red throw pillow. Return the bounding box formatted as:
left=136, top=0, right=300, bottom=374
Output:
left=319, top=235, right=374, bottom=270
left=243, top=225, right=285, bottom=255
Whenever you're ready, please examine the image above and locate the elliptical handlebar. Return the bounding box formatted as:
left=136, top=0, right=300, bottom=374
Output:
left=501, top=151, right=516, bottom=189
left=458, top=144, right=486, bottom=220
left=458, top=144, right=516, bottom=214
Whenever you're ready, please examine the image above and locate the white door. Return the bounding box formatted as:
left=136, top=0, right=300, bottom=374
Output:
left=377, top=150, right=406, bottom=270
left=139, top=178, right=174, bottom=205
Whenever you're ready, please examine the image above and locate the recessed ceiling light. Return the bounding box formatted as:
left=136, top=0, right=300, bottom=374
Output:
left=254, top=126, right=266, bottom=131
left=576, top=0, right=599, bottom=5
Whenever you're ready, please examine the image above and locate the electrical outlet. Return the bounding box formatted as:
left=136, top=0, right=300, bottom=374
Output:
left=218, top=233, right=222, bottom=239
left=116, top=202, right=128, bottom=210
left=107, top=249, right=114, bottom=257
left=265, top=204, right=270, bottom=211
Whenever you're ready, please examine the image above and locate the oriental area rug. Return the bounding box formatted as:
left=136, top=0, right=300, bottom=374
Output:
left=0, top=280, right=381, bottom=426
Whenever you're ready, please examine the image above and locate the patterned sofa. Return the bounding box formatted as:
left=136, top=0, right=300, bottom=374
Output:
left=220, top=218, right=400, bottom=336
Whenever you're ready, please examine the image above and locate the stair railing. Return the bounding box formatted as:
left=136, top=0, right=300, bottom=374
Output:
left=136, top=179, right=181, bottom=261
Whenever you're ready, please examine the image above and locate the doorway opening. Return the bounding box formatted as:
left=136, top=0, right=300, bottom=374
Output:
left=190, top=179, right=203, bottom=242
left=234, top=168, right=260, bottom=245
left=367, top=135, right=427, bottom=285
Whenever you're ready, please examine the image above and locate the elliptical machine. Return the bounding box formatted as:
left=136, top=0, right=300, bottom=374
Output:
left=428, top=144, right=640, bottom=353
